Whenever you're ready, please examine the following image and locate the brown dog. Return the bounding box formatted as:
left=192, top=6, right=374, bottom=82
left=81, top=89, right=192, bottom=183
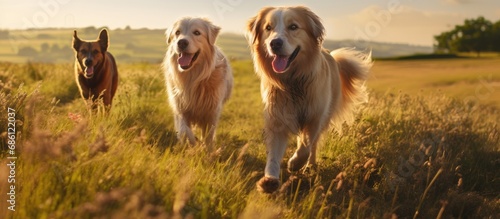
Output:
left=72, top=29, right=118, bottom=110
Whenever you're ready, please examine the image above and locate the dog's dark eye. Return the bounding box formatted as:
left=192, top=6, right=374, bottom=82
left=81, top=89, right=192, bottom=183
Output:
left=175, top=30, right=180, bottom=35
left=92, top=49, right=99, bottom=55
left=80, top=49, right=87, bottom=54
left=289, top=24, right=298, bottom=30
left=265, top=25, right=272, bottom=31
left=193, top=30, right=201, bottom=36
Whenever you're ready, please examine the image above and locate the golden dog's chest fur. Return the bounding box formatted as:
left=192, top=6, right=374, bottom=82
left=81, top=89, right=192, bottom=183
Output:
left=167, top=51, right=231, bottom=126
left=263, top=50, right=342, bottom=134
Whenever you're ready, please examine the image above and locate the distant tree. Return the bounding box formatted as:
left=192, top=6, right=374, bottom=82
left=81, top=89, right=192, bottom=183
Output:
left=125, top=25, right=132, bottom=31
left=37, top=34, right=53, bottom=39
left=41, top=43, right=50, bottom=53
left=83, top=26, right=96, bottom=34
left=491, top=20, right=500, bottom=51
left=0, top=30, right=9, bottom=39
left=18, top=46, right=38, bottom=56
left=434, top=31, right=454, bottom=54
left=50, top=44, right=61, bottom=53
left=434, top=16, right=496, bottom=57
left=51, top=45, right=73, bottom=60
left=59, top=45, right=73, bottom=57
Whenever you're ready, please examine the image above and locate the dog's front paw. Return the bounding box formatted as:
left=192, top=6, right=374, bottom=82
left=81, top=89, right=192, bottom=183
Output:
left=288, top=157, right=307, bottom=173
left=257, top=176, right=280, bottom=194
left=288, top=150, right=309, bottom=172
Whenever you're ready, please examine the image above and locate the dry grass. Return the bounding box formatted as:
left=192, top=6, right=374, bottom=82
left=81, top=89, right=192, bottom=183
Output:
left=0, top=59, right=499, bottom=218
left=369, top=58, right=500, bottom=107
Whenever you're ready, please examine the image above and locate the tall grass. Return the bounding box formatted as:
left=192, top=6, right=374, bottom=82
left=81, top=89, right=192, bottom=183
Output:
left=0, top=61, right=498, bottom=218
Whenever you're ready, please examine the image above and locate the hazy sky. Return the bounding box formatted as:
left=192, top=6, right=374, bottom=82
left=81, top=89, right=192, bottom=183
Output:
left=1, top=0, right=499, bottom=46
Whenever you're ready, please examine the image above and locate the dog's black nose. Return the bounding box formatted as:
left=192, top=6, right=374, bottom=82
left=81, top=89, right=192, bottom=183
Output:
left=84, top=59, right=93, bottom=66
left=177, top=39, right=189, bottom=50
left=270, top=39, right=283, bottom=52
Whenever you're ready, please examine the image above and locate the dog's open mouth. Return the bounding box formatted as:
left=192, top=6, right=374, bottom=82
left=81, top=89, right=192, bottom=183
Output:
left=84, top=66, right=94, bottom=78
left=272, top=46, right=300, bottom=73
left=177, top=50, right=200, bottom=70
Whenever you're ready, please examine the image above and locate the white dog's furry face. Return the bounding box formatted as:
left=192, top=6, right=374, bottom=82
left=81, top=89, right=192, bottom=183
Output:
left=247, top=6, right=325, bottom=74
left=166, top=18, right=220, bottom=71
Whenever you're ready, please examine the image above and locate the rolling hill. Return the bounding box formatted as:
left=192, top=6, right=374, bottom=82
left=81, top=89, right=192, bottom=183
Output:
left=1, top=27, right=432, bottom=63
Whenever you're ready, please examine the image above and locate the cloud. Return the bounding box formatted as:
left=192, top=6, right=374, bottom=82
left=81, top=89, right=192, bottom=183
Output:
left=328, top=5, right=467, bottom=46
left=444, top=0, right=474, bottom=4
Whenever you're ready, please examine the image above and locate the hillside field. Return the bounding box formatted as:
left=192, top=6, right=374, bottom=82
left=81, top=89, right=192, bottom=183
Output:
left=0, top=27, right=433, bottom=63
left=0, top=57, right=499, bottom=218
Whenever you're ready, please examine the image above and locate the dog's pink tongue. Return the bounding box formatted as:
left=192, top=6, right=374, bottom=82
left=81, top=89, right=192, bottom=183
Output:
left=272, top=56, right=288, bottom=73
left=85, top=66, right=94, bottom=75
left=178, top=53, right=193, bottom=68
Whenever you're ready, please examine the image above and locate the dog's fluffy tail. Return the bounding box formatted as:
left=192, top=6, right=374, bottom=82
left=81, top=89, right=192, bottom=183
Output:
left=330, top=48, right=372, bottom=128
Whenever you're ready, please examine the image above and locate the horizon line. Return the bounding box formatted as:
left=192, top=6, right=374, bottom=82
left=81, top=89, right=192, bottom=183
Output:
left=1, top=27, right=434, bottom=47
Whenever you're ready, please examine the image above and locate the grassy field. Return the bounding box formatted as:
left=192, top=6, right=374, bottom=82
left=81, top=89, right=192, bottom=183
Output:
left=370, top=57, right=500, bottom=108
left=0, top=58, right=499, bottom=218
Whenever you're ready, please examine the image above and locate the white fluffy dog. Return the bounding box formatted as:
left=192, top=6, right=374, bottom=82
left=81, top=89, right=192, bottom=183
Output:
left=163, top=17, right=233, bottom=149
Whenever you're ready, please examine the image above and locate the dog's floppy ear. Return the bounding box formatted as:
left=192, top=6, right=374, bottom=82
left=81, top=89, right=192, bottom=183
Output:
left=165, top=27, right=173, bottom=44
left=72, top=30, right=82, bottom=51
left=207, top=21, right=221, bottom=45
left=98, top=29, right=109, bottom=52
left=297, top=6, right=325, bottom=45
left=246, top=7, right=274, bottom=45
left=246, top=16, right=258, bottom=45
left=166, top=20, right=181, bottom=45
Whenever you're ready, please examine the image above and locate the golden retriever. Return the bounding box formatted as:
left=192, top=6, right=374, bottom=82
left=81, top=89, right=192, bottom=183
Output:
left=72, top=29, right=118, bottom=110
left=247, top=6, right=372, bottom=193
left=163, top=17, right=233, bottom=149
